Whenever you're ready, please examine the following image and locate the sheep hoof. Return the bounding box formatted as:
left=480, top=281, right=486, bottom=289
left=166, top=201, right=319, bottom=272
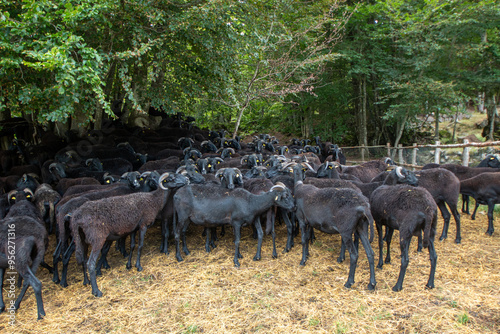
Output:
left=234, top=262, right=240, bottom=267
left=60, top=281, right=68, bottom=288
left=126, top=264, right=132, bottom=270
left=392, top=285, right=402, bottom=292
left=344, top=282, right=353, bottom=289
left=425, top=284, right=434, bottom=289
left=52, top=278, right=60, bottom=284
left=93, top=290, right=103, bottom=297
left=454, top=238, right=461, bottom=244
left=176, top=256, right=184, bottom=262
left=272, top=252, right=278, bottom=259
left=282, top=248, right=289, bottom=253
left=486, top=230, right=494, bottom=236
left=299, top=260, right=306, bottom=266
left=136, top=266, right=143, bottom=272
left=376, top=264, right=383, bottom=269
left=439, top=236, right=446, bottom=241
left=367, top=283, right=376, bottom=291
left=253, top=255, right=261, bottom=261
left=337, top=257, right=344, bottom=263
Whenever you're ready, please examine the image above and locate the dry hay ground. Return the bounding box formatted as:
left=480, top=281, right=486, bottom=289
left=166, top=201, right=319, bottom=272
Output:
left=2, top=210, right=500, bottom=333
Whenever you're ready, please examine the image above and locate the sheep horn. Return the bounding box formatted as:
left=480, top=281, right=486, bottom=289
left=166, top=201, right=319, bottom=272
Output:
left=301, top=162, right=315, bottom=172
left=158, top=172, right=170, bottom=190
left=23, top=188, right=34, bottom=198
left=86, top=159, right=93, bottom=166
left=395, top=166, right=404, bottom=179
left=215, top=168, right=226, bottom=178
left=270, top=182, right=287, bottom=192
left=7, top=190, right=17, bottom=201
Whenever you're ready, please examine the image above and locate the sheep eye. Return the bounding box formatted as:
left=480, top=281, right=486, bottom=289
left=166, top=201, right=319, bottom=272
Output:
left=208, top=164, right=212, bottom=168
left=11, top=196, right=16, bottom=200
left=105, top=180, right=110, bottom=183
left=328, top=166, right=333, bottom=169
left=236, top=174, right=240, bottom=177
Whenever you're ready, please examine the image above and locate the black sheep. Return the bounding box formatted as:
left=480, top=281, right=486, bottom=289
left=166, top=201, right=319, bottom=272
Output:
left=71, top=172, right=189, bottom=296
left=370, top=184, right=438, bottom=291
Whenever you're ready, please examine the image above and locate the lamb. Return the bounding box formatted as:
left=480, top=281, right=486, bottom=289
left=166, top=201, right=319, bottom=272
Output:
left=173, top=182, right=295, bottom=267
left=422, top=163, right=500, bottom=214
left=459, top=172, right=500, bottom=235
left=294, top=173, right=377, bottom=290
left=370, top=184, right=438, bottom=291
left=71, top=172, right=189, bottom=296
left=34, top=183, right=61, bottom=235
left=0, top=189, right=51, bottom=319
left=414, top=168, right=462, bottom=243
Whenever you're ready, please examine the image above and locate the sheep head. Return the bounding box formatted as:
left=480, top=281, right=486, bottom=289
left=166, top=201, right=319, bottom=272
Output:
left=159, top=172, right=190, bottom=190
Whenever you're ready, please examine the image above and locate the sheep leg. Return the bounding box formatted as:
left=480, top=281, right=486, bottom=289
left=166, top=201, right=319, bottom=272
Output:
left=182, top=225, right=190, bottom=256
left=425, top=238, right=437, bottom=289
left=299, top=221, right=310, bottom=266
left=60, top=241, right=76, bottom=288
left=209, top=228, right=217, bottom=250
left=486, top=200, right=495, bottom=236
left=220, top=225, right=226, bottom=237
left=126, top=231, right=137, bottom=270
left=471, top=200, right=480, bottom=220
left=15, top=268, right=45, bottom=320
left=342, top=234, right=359, bottom=289
left=96, top=241, right=112, bottom=276
left=233, top=223, right=242, bottom=267
left=384, top=227, right=394, bottom=264
left=160, top=219, right=169, bottom=254
left=461, top=194, right=470, bottom=214
left=393, top=237, right=411, bottom=292
left=40, top=261, right=53, bottom=274
left=87, top=241, right=105, bottom=297
left=450, top=206, right=462, bottom=244
left=438, top=201, right=451, bottom=241
left=174, top=212, right=184, bottom=262
left=376, top=223, right=385, bottom=269
left=337, top=238, right=346, bottom=263
left=80, top=240, right=90, bottom=286
left=52, top=239, right=62, bottom=283
left=253, top=217, right=264, bottom=261
left=135, top=227, right=147, bottom=272
left=357, top=225, right=376, bottom=290
left=205, top=228, right=212, bottom=253
left=269, top=210, right=278, bottom=259
left=281, top=209, right=294, bottom=253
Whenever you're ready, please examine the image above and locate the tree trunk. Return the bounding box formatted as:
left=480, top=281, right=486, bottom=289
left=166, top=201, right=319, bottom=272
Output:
left=393, top=111, right=408, bottom=158
left=487, top=93, right=497, bottom=141
left=434, top=107, right=440, bottom=141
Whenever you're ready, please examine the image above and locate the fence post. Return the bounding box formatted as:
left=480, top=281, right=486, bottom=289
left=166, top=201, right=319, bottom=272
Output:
left=434, top=141, right=441, bottom=164
left=387, top=142, right=391, bottom=158
left=462, top=139, right=470, bottom=166
left=398, top=144, right=403, bottom=165
left=411, top=143, right=418, bottom=170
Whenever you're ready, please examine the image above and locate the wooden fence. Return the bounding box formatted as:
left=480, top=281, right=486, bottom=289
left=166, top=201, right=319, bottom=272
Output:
left=341, top=140, right=500, bottom=169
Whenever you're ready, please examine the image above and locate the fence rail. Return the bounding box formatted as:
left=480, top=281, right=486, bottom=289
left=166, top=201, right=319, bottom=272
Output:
left=341, top=140, right=500, bottom=169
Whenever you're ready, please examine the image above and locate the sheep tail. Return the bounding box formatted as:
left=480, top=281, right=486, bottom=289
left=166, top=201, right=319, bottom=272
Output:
left=73, top=223, right=84, bottom=265
left=368, top=213, right=374, bottom=243
left=421, top=212, right=431, bottom=249
left=49, top=202, right=56, bottom=226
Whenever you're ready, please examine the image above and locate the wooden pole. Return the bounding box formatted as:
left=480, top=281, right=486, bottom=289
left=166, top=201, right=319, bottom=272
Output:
left=411, top=143, right=418, bottom=170
left=462, top=139, right=470, bottom=166
left=398, top=144, right=404, bottom=165
left=434, top=141, right=441, bottom=164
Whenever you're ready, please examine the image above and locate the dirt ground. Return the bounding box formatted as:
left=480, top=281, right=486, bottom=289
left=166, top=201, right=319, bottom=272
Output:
left=2, top=208, right=500, bottom=333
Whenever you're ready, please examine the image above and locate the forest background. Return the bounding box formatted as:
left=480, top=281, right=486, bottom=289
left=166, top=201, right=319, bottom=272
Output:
left=1, top=0, right=499, bottom=148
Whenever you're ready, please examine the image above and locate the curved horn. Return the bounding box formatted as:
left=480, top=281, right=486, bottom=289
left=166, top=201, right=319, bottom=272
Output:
left=158, top=172, right=170, bottom=190
left=270, top=182, right=287, bottom=192
left=215, top=168, right=226, bottom=178
left=175, top=166, right=187, bottom=174
left=395, top=166, right=404, bottom=179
